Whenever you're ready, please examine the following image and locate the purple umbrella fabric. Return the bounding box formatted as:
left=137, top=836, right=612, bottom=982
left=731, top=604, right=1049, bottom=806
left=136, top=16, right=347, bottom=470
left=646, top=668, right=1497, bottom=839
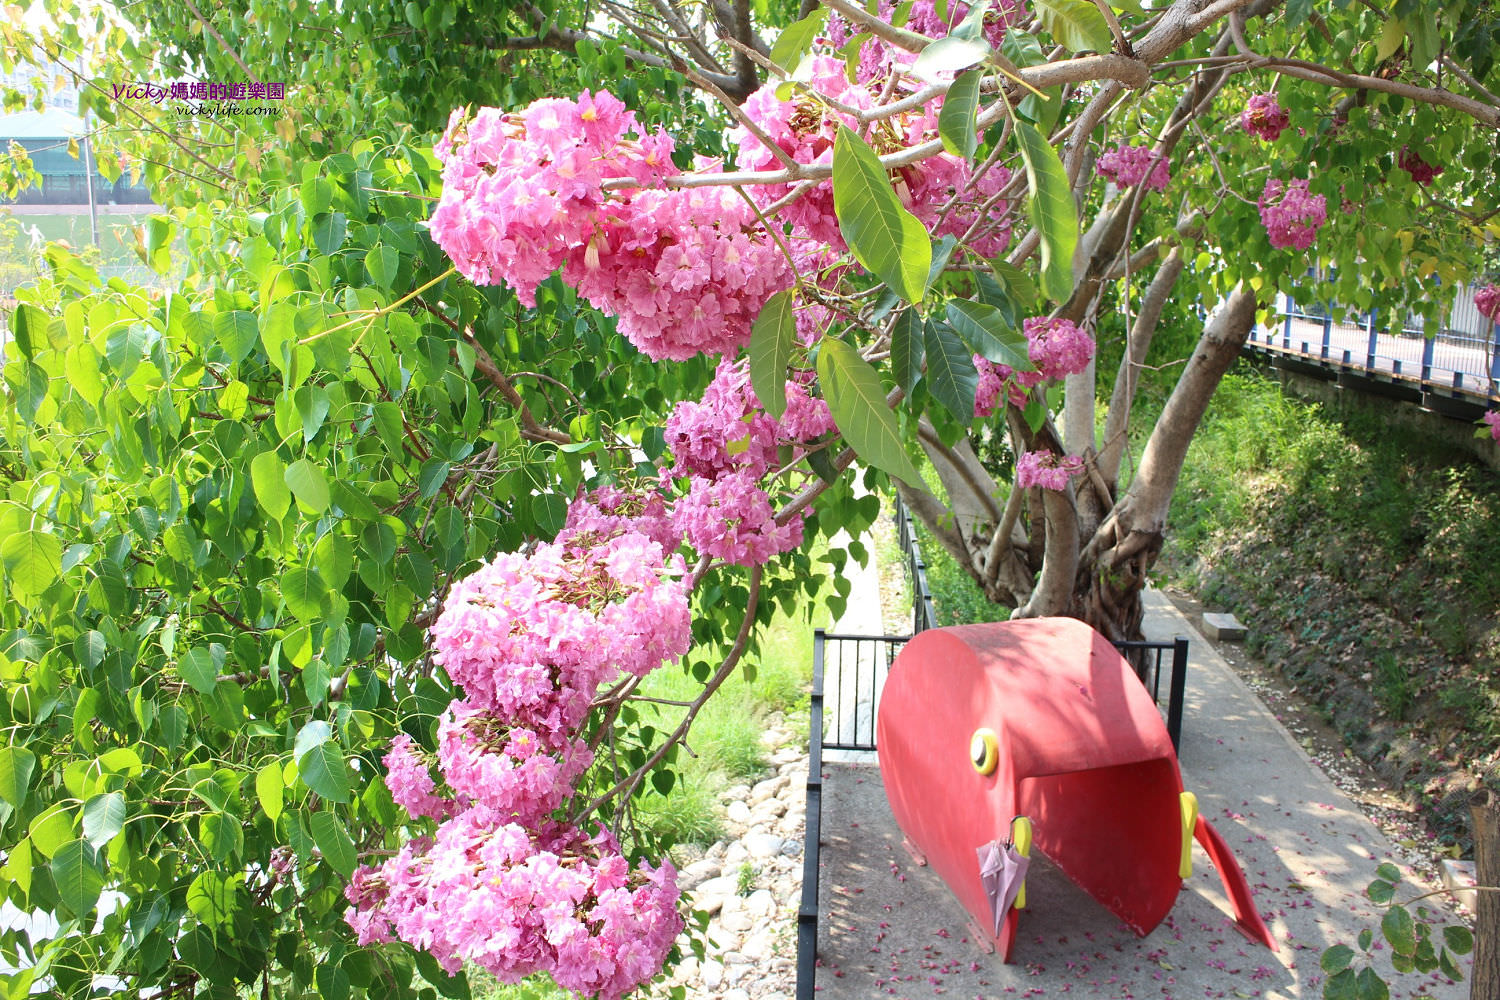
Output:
left=976, top=839, right=1031, bottom=935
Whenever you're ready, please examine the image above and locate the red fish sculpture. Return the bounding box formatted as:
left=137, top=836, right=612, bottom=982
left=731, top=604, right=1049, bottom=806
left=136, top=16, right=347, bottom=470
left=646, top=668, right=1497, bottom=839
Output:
left=876, top=618, right=1275, bottom=961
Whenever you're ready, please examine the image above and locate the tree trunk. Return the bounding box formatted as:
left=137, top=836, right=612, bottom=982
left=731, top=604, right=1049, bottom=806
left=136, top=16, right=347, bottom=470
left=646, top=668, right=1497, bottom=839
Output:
left=1076, top=285, right=1259, bottom=652
left=1474, top=789, right=1500, bottom=1000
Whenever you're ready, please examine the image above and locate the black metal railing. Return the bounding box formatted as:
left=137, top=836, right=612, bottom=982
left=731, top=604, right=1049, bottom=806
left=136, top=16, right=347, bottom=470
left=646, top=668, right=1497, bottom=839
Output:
left=816, top=630, right=908, bottom=751
left=894, top=498, right=937, bottom=634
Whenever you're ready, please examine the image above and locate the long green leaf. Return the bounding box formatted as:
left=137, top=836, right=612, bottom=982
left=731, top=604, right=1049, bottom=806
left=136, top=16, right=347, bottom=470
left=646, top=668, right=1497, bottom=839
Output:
left=768, top=9, right=828, bottom=75
left=749, top=290, right=797, bottom=420
left=938, top=69, right=983, bottom=160
left=946, top=300, right=1033, bottom=370
left=0, top=746, right=36, bottom=810
left=1015, top=121, right=1078, bottom=303
left=922, top=320, right=980, bottom=420
left=890, top=310, right=926, bottom=394
left=911, top=35, right=991, bottom=81
left=988, top=258, right=1040, bottom=309
left=298, top=741, right=351, bottom=804
left=256, top=762, right=285, bottom=823
left=1, top=530, right=62, bottom=598
left=81, top=792, right=126, bottom=849
left=816, top=338, right=923, bottom=485
left=284, top=458, right=331, bottom=514
left=178, top=646, right=219, bottom=695
left=832, top=125, right=931, bottom=304
left=1034, top=0, right=1112, bottom=53
left=281, top=567, right=328, bottom=622
left=249, top=451, right=291, bottom=520
left=186, top=871, right=241, bottom=929
left=51, top=839, right=104, bottom=918
left=311, top=811, right=358, bottom=877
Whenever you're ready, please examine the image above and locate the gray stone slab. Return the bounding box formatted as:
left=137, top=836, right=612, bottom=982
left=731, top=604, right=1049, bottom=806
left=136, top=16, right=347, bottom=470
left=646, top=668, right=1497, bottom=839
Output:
left=1441, top=858, right=1477, bottom=913
left=1202, top=611, right=1248, bottom=641
left=810, top=589, right=1468, bottom=999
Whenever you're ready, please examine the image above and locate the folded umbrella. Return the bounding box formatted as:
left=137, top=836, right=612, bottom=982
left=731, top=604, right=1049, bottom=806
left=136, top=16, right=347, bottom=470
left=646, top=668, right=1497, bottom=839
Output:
left=976, top=838, right=1030, bottom=936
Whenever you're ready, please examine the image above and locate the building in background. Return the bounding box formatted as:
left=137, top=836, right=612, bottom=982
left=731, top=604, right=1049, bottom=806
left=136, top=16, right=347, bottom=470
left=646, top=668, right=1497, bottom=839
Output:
left=0, top=60, right=152, bottom=207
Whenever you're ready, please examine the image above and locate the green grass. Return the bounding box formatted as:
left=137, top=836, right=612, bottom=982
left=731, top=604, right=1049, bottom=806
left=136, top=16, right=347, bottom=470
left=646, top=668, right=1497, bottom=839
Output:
left=630, top=579, right=831, bottom=843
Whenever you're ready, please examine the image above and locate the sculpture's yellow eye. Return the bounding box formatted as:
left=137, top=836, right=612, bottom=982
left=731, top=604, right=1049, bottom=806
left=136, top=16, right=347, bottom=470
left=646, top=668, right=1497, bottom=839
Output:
left=970, top=728, right=999, bottom=775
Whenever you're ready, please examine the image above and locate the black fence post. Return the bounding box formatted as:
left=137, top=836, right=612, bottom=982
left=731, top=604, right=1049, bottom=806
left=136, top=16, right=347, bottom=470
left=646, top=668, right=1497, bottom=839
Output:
left=798, top=631, right=826, bottom=1000
left=1167, top=636, right=1189, bottom=754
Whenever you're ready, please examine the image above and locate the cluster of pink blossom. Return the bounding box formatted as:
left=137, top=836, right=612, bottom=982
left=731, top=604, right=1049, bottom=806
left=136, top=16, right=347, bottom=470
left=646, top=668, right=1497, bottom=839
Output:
left=1025, top=317, right=1095, bottom=378
left=673, top=470, right=805, bottom=565
left=1015, top=449, right=1085, bottom=491
left=346, top=817, right=681, bottom=999
left=428, top=92, right=792, bottom=361
left=382, top=734, right=452, bottom=821
left=348, top=506, right=693, bottom=997
left=1095, top=144, right=1170, bottom=192
left=1240, top=93, right=1290, bottom=142
left=1482, top=410, right=1500, bottom=442
left=437, top=703, right=596, bottom=827
left=1476, top=284, right=1500, bottom=322
left=562, top=484, right=681, bottom=554
left=1258, top=177, right=1328, bottom=251
left=663, top=359, right=835, bottom=564
left=1398, top=147, right=1443, bottom=186
left=429, top=531, right=691, bottom=737
left=729, top=56, right=1014, bottom=259
left=972, top=317, right=1096, bottom=418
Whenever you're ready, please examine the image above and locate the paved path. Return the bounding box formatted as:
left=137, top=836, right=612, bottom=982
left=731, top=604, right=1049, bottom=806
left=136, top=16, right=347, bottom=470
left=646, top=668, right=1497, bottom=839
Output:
left=811, top=588, right=1470, bottom=999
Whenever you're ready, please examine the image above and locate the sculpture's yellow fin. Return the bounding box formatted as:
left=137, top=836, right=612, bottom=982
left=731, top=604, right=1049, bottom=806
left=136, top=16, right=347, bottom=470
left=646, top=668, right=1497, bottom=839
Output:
left=1179, top=791, right=1198, bottom=879
left=1012, top=815, right=1032, bottom=909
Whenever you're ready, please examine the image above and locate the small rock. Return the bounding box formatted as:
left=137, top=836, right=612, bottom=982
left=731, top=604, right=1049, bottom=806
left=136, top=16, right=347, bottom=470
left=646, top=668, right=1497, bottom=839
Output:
left=750, top=775, right=788, bottom=803
left=679, top=859, right=721, bottom=891
left=721, top=950, right=750, bottom=965
left=694, top=875, right=739, bottom=898
left=723, top=841, right=749, bottom=868
left=699, top=960, right=724, bottom=990
left=723, top=987, right=751, bottom=1000
left=719, top=908, right=754, bottom=933
left=689, top=892, right=725, bottom=916
left=752, top=801, right=787, bottom=825
left=726, top=800, right=752, bottom=824
left=723, top=783, right=751, bottom=802
left=745, top=832, right=785, bottom=858
left=1443, top=858, right=1478, bottom=911
left=744, top=888, right=775, bottom=917
left=741, top=932, right=771, bottom=959
left=780, top=839, right=801, bottom=857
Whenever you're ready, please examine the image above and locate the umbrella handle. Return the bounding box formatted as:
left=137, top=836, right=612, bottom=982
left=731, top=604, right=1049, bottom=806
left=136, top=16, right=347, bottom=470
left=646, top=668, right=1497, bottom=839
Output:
left=1010, top=816, right=1032, bottom=908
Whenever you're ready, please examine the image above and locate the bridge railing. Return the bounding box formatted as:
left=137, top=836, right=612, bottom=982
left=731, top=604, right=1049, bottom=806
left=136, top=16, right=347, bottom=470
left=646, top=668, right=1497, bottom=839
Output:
left=1249, top=288, right=1500, bottom=401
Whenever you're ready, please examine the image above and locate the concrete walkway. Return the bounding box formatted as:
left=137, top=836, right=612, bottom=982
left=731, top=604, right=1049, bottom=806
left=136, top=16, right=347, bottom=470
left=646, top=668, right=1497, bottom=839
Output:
left=811, top=587, right=1471, bottom=999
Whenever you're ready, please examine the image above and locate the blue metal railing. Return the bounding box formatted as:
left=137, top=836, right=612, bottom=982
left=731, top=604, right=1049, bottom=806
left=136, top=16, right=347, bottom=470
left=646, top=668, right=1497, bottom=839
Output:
left=1248, top=287, right=1500, bottom=401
